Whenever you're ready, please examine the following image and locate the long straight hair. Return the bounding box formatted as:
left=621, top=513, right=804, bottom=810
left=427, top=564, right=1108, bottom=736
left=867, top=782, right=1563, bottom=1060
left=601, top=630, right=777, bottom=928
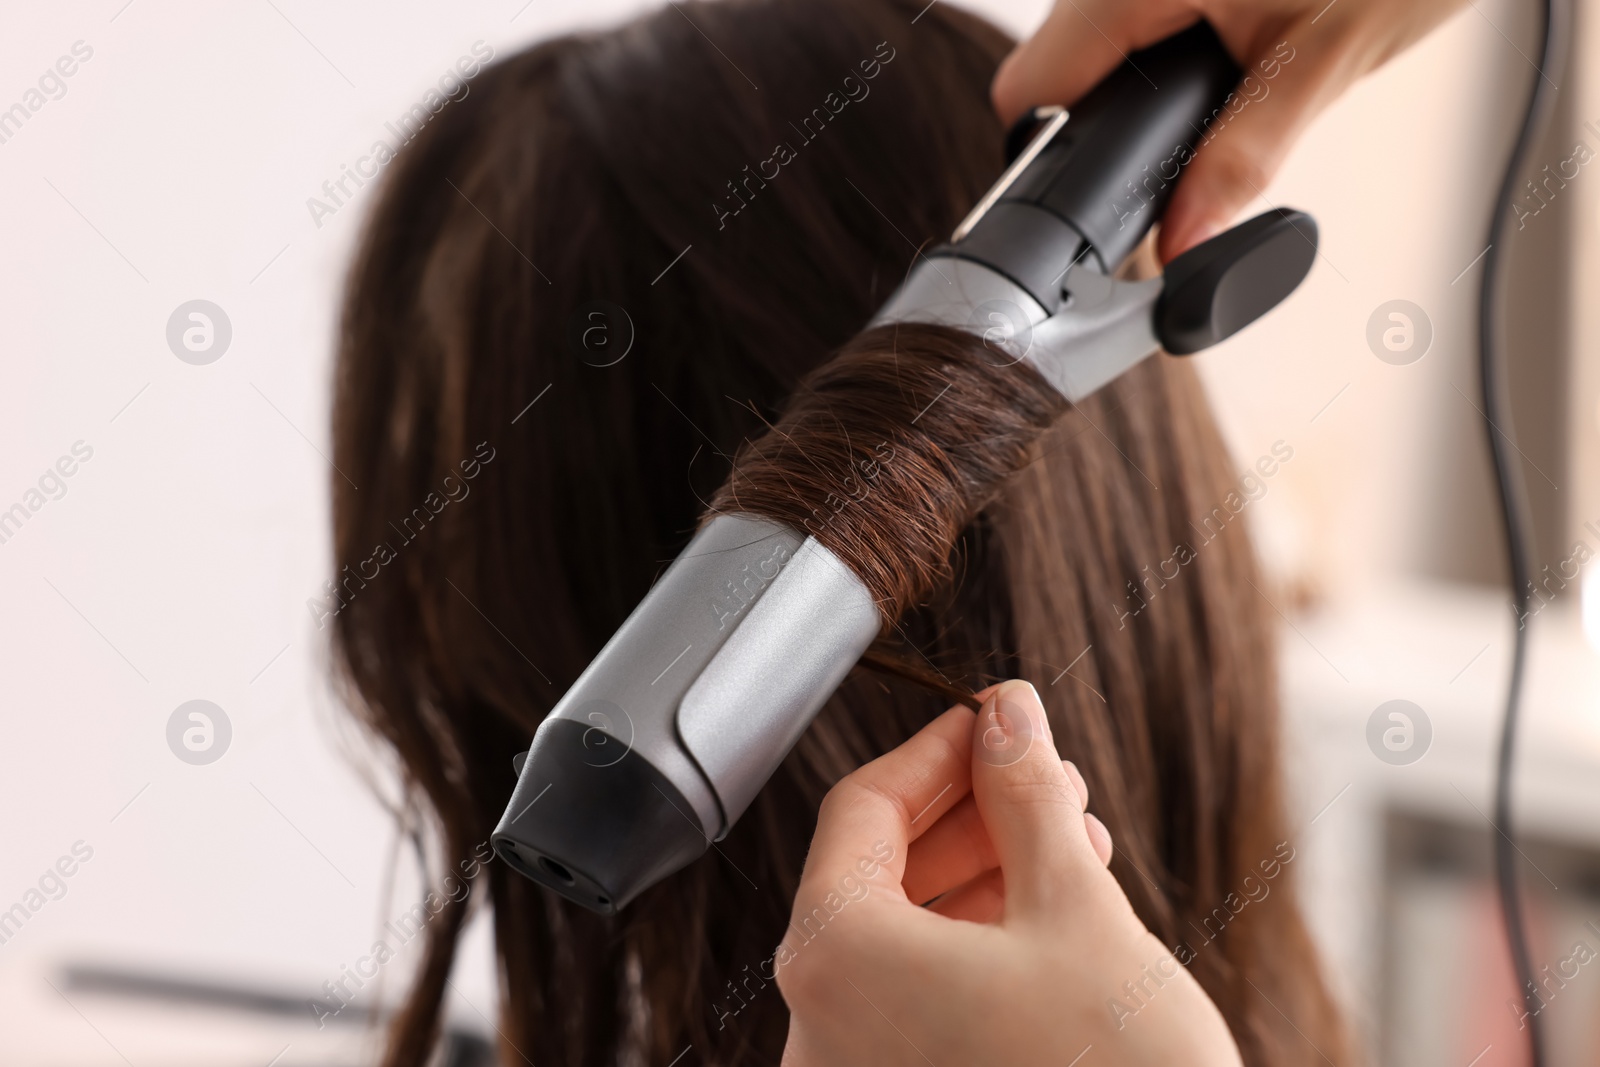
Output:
left=328, top=0, right=1349, bottom=1063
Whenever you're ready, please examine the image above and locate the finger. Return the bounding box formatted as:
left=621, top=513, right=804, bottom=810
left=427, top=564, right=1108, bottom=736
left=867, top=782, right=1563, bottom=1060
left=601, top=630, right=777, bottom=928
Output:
left=903, top=758, right=1087, bottom=904
left=1085, top=812, right=1115, bottom=867
left=970, top=679, right=1104, bottom=920
left=902, top=792, right=993, bottom=905
left=1158, top=30, right=1359, bottom=260
left=1063, top=760, right=1089, bottom=809
left=924, top=811, right=1110, bottom=923
left=992, top=0, right=1200, bottom=123
left=927, top=867, right=1006, bottom=925
left=796, top=703, right=975, bottom=904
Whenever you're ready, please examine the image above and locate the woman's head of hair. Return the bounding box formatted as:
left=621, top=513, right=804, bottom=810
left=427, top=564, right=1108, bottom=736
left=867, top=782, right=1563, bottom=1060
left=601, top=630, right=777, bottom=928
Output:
left=329, top=0, right=1347, bottom=1064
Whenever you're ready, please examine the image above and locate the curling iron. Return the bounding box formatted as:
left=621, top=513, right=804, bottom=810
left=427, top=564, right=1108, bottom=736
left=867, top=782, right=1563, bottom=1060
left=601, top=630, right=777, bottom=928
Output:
left=493, top=21, right=1319, bottom=913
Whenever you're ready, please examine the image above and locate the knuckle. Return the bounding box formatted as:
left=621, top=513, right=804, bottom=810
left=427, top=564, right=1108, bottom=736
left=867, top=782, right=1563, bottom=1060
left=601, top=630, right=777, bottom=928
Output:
left=773, top=906, right=852, bottom=1008
left=820, top=774, right=883, bottom=826
left=772, top=938, right=817, bottom=1004
left=1002, top=756, right=1081, bottom=810
left=815, top=772, right=874, bottom=827
left=1205, top=143, right=1274, bottom=198
left=814, top=778, right=849, bottom=822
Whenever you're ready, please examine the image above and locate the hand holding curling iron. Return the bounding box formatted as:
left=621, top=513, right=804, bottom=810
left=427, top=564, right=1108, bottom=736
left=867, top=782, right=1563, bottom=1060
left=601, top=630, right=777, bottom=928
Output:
left=994, top=0, right=1468, bottom=261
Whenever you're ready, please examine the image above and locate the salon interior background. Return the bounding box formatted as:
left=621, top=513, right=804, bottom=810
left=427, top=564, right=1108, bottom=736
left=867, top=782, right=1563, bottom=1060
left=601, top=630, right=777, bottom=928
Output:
left=3, top=0, right=1600, bottom=1064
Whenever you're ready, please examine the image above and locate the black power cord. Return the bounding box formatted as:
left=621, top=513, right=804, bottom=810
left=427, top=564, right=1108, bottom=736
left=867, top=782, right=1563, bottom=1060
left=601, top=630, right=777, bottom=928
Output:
left=1480, top=0, right=1565, bottom=1060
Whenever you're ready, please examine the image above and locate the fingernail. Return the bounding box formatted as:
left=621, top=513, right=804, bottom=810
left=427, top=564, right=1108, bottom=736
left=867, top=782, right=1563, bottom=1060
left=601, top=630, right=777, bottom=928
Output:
left=1002, top=678, right=1051, bottom=739
left=976, top=681, right=1038, bottom=767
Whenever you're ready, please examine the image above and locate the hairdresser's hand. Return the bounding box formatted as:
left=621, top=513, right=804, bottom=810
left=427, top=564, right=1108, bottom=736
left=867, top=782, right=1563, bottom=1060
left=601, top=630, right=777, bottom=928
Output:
left=776, top=680, right=1240, bottom=1067
left=993, top=0, right=1466, bottom=261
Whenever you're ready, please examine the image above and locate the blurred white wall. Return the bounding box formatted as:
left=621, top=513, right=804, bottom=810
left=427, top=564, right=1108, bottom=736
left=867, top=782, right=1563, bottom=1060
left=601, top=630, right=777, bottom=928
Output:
left=1188, top=0, right=1545, bottom=600
left=0, top=3, right=686, bottom=1060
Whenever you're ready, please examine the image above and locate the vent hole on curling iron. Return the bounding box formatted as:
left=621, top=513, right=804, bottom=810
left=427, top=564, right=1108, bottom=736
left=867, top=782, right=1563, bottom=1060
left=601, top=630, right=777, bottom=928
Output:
left=538, top=855, right=576, bottom=885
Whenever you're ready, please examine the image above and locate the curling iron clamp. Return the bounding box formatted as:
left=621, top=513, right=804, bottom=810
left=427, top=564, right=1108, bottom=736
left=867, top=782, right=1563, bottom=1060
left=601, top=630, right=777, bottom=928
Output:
left=494, top=21, right=1319, bottom=912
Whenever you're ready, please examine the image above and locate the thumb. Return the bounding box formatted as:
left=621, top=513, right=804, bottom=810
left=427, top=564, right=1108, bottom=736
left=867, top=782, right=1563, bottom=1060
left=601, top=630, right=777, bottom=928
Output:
left=1158, top=31, right=1358, bottom=261
left=969, top=679, right=1103, bottom=921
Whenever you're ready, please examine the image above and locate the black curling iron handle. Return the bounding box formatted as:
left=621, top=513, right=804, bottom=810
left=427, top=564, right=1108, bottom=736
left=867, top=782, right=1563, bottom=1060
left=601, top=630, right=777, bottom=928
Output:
left=1155, top=208, right=1318, bottom=355
left=1019, top=21, right=1240, bottom=267
left=953, top=22, right=1240, bottom=313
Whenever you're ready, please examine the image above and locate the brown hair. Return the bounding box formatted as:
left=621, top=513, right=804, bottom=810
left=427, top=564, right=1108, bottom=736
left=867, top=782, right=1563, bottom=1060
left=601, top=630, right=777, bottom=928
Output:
left=328, top=0, right=1349, bottom=1064
left=709, top=322, right=1068, bottom=627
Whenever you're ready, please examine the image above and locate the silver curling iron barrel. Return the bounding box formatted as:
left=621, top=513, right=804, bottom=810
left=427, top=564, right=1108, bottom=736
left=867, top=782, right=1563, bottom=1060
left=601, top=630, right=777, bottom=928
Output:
left=493, top=513, right=879, bottom=912
left=493, top=20, right=1320, bottom=913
